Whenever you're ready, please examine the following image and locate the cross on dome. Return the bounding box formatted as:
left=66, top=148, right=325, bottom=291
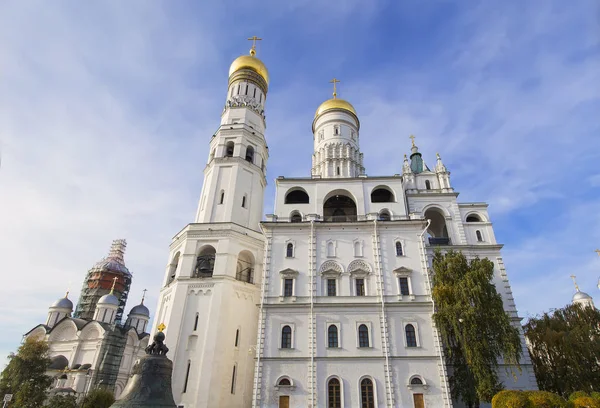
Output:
left=247, top=36, right=262, bottom=56
left=330, top=78, right=340, bottom=99
left=570, top=274, right=580, bottom=292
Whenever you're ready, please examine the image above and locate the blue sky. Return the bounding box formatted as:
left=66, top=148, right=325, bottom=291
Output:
left=0, top=0, right=599, bottom=361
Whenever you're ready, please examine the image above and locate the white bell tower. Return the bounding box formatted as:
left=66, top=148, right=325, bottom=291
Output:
left=153, top=38, right=269, bottom=408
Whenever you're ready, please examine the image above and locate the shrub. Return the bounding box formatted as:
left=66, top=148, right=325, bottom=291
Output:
left=81, top=388, right=115, bottom=408
left=570, top=392, right=590, bottom=401
left=570, top=397, right=600, bottom=408
left=493, top=390, right=533, bottom=408
left=590, top=393, right=600, bottom=402
left=526, top=391, right=567, bottom=408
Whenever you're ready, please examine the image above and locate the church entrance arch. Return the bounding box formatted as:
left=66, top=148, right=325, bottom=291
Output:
left=323, top=190, right=357, bottom=222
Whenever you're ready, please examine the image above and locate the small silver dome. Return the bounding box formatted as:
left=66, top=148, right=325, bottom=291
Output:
left=51, top=297, right=73, bottom=310
left=130, top=303, right=150, bottom=317
left=573, top=291, right=592, bottom=301
left=98, top=293, right=119, bottom=306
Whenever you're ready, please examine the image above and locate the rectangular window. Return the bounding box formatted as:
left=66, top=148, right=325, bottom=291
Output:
left=356, top=278, right=365, bottom=296
left=284, top=279, right=293, bottom=297
left=399, top=277, right=410, bottom=296
left=235, top=329, right=240, bottom=347
left=327, top=279, right=336, bottom=296
left=253, top=88, right=257, bottom=98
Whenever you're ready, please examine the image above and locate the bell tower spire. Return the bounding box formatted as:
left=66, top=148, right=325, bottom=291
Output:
left=195, top=39, right=270, bottom=230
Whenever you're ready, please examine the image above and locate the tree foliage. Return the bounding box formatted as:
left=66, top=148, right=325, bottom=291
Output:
left=432, top=250, right=523, bottom=406
left=492, top=390, right=569, bottom=408
left=524, top=304, right=600, bottom=397
left=45, top=394, right=78, bottom=408
left=81, top=388, right=115, bottom=408
left=0, top=337, right=52, bottom=408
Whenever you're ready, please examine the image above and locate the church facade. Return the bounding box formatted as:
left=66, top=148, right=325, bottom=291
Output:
left=24, top=240, right=151, bottom=400
left=153, top=43, right=537, bottom=408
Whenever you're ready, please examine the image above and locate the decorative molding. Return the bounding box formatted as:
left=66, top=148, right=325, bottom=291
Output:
left=393, top=266, right=412, bottom=276
left=319, top=260, right=343, bottom=275
left=225, top=95, right=265, bottom=118
left=279, top=268, right=299, bottom=278
left=348, top=259, right=371, bottom=275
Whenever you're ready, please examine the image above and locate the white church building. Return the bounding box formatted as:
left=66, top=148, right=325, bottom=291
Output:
left=152, top=42, right=537, bottom=408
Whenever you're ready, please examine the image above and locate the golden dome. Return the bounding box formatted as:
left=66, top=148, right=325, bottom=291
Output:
left=314, top=98, right=357, bottom=119
left=229, top=54, right=269, bottom=85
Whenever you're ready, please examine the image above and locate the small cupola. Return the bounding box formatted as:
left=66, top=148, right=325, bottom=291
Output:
left=94, top=278, right=120, bottom=324
left=126, top=290, right=150, bottom=334
left=47, top=291, right=73, bottom=328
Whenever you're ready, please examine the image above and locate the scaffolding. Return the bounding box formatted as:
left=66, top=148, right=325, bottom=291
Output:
left=90, top=326, right=129, bottom=393
left=74, top=239, right=132, bottom=324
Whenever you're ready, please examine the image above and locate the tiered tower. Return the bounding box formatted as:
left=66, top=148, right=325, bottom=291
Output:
left=74, top=239, right=132, bottom=323
left=152, top=38, right=269, bottom=408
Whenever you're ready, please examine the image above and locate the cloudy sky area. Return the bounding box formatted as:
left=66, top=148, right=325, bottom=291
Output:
left=0, top=1, right=599, bottom=360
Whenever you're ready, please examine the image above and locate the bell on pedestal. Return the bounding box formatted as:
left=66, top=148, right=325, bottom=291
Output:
left=110, top=329, right=176, bottom=408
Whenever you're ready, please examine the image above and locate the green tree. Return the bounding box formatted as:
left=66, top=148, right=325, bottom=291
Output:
left=45, top=394, right=78, bottom=408
left=524, top=304, right=600, bottom=397
left=432, top=250, right=523, bottom=407
left=0, top=337, right=52, bottom=408
left=81, top=388, right=115, bottom=408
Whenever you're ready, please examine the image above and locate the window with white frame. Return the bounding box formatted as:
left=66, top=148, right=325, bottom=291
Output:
left=476, top=230, right=484, bottom=242
left=326, top=240, right=337, bottom=257
left=395, top=240, right=404, bottom=256
left=355, top=278, right=366, bottom=296
left=279, top=269, right=298, bottom=299
left=327, top=324, right=340, bottom=348
left=353, top=239, right=363, bottom=257
left=404, top=323, right=419, bottom=347
left=320, top=260, right=342, bottom=297
left=286, top=241, right=295, bottom=258
left=280, top=324, right=295, bottom=349
left=357, top=323, right=371, bottom=348
left=348, top=260, right=371, bottom=296
left=393, top=266, right=414, bottom=300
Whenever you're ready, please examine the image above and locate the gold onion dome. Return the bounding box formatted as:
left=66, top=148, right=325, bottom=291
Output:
left=229, top=49, right=269, bottom=85
left=314, top=98, right=357, bottom=119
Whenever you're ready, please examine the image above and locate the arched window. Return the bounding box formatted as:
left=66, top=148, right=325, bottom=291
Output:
left=371, top=187, right=394, bottom=203
left=219, top=190, right=225, bottom=204
left=278, top=378, right=291, bottom=386
left=410, top=377, right=423, bottom=385
left=290, top=212, right=302, bottom=223
left=245, top=146, right=254, bottom=163
left=281, top=326, right=292, bottom=349
left=284, top=189, right=309, bottom=204
left=225, top=142, right=234, bottom=157
left=286, top=243, right=294, bottom=258
left=378, top=210, right=391, bottom=221
left=476, top=230, right=483, bottom=242
left=241, top=195, right=247, bottom=208
left=168, top=252, right=180, bottom=283
left=466, top=214, right=481, bottom=222
left=425, top=180, right=431, bottom=190
left=358, top=324, right=369, bottom=347
left=360, top=378, right=375, bottom=408
left=235, top=329, right=240, bottom=347
left=328, top=378, right=341, bottom=408
left=328, top=325, right=339, bottom=348
left=193, top=313, right=199, bottom=331
left=405, top=324, right=417, bottom=347
left=327, top=241, right=335, bottom=257
left=395, top=241, right=403, bottom=256
left=236, top=251, right=254, bottom=284
left=194, top=245, right=216, bottom=277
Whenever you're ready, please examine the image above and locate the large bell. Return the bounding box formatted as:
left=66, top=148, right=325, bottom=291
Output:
left=110, top=331, right=176, bottom=408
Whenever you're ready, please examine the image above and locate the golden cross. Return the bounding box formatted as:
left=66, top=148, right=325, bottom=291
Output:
left=595, top=249, right=600, bottom=256
left=142, top=289, right=147, bottom=303
left=157, top=323, right=166, bottom=332
left=110, top=276, right=118, bottom=292
left=247, top=36, right=262, bottom=56
left=570, top=274, right=580, bottom=292
left=410, top=134, right=416, bottom=147
left=330, top=78, right=340, bottom=99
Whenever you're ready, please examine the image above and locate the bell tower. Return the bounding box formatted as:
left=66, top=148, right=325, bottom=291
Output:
left=153, top=39, right=269, bottom=408
left=195, top=36, right=268, bottom=231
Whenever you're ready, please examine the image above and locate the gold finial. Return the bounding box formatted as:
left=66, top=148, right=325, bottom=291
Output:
left=570, top=275, right=580, bottom=292
left=329, top=78, right=340, bottom=99
left=65, top=290, right=70, bottom=298
left=110, top=276, right=118, bottom=294
left=595, top=249, right=600, bottom=257
left=157, top=323, right=166, bottom=332
left=141, top=289, right=147, bottom=304
left=410, top=135, right=416, bottom=147
left=247, top=36, right=262, bottom=56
